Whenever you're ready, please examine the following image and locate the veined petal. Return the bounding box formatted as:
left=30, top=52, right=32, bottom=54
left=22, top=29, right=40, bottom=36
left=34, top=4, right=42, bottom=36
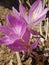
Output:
left=6, top=14, right=18, bottom=27
left=30, top=8, right=48, bottom=27
left=0, top=26, right=14, bottom=36
left=37, top=8, right=48, bottom=19
left=6, top=14, right=27, bottom=38
left=0, top=36, right=15, bottom=45
left=30, top=38, right=40, bottom=50
left=8, top=40, right=27, bottom=51
left=30, top=29, right=38, bottom=35
left=7, top=29, right=31, bottom=51
left=12, top=7, right=20, bottom=18
left=22, top=28, right=30, bottom=43
left=0, top=26, right=19, bottom=40
left=29, top=0, right=40, bottom=13
left=19, top=3, right=28, bottom=22
left=19, top=3, right=26, bottom=16
left=29, top=0, right=42, bottom=23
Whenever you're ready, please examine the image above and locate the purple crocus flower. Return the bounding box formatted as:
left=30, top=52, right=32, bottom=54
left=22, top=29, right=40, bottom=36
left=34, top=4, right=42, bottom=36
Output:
left=0, top=0, right=48, bottom=52
left=12, top=0, right=48, bottom=28
left=0, top=13, right=39, bottom=52
left=0, top=14, right=27, bottom=45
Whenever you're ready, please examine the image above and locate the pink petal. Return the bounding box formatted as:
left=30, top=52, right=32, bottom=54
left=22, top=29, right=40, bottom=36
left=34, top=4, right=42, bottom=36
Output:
left=12, top=7, right=20, bottom=18
left=30, top=38, right=40, bottom=50
left=19, top=3, right=28, bottom=22
left=7, top=29, right=31, bottom=51
left=30, top=8, right=48, bottom=27
left=29, top=0, right=42, bottom=23
left=6, top=14, right=27, bottom=38
left=22, top=28, right=30, bottom=43
left=19, top=3, right=26, bottom=16
left=29, top=0, right=40, bottom=13
left=30, top=29, right=38, bottom=35
left=8, top=39, right=27, bottom=51
left=0, top=26, right=15, bottom=37
left=0, top=36, right=15, bottom=45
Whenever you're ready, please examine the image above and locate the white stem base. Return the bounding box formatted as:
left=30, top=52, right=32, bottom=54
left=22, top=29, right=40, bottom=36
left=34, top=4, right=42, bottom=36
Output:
left=16, top=52, right=22, bottom=65
left=40, top=22, right=43, bottom=35
left=45, top=18, right=48, bottom=40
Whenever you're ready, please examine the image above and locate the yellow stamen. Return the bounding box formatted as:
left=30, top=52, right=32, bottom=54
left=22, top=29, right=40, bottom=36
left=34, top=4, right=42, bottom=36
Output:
left=25, top=12, right=28, bottom=16
left=36, top=9, right=39, bottom=14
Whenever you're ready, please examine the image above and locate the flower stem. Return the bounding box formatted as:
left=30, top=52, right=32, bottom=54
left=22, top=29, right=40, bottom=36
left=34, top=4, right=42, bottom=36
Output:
left=16, top=52, right=22, bottom=65
left=45, top=18, right=48, bottom=40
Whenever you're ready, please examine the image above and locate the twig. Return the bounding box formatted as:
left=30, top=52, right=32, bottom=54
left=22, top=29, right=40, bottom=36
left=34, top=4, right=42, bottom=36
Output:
left=8, top=59, right=13, bottom=65
left=19, top=0, right=21, bottom=3
left=40, top=22, right=43, bottom=35
left=0, top=23, right=1, bottom=26
left=43, top=0, right=46, bottom=8
left=45, top=18, right=48, bottom=40
left=40, top=0, right=46, bottom=36
left=32, top=35, right=45, bottom=39
left=16, top=52, right=22, bottom=65
left=26, top=0, right=31, bottom=7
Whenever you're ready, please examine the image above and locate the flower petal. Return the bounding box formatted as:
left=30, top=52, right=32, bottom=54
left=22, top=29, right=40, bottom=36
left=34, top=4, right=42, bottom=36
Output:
left=19, top=3, right=28, bottom=22
left=6, top=14, right=27, bottom=38
left=12, top=7, right=19, bottom=18
left=30, top=8, right=48, bottom=27
left=8, top=40, right=27, bottom=51
left=0, top=36, right=15, bottom=45
left=22, top=28, right=30, bottom=43
left=0, top=26, right=15, bottom=37
left=29, top=0, right=42, bottom=23
left=29, top=0, right=40, bottom=13
left=7, top=28, right=31, bottom=51
left=30, top=29, right=38, bottom=35
left=6, top=14, right=18, bottom=27
left=30, top=38, right=40, bottom=50
left=19, top=3, right=26, bottom=16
